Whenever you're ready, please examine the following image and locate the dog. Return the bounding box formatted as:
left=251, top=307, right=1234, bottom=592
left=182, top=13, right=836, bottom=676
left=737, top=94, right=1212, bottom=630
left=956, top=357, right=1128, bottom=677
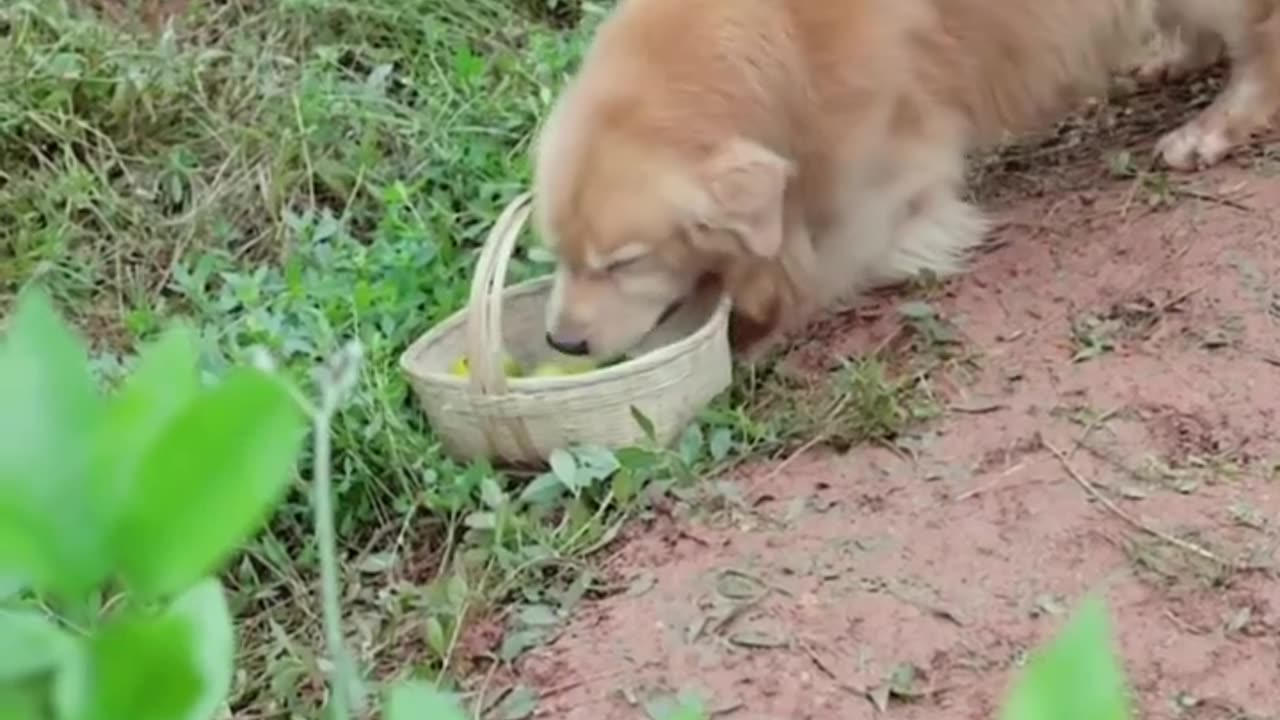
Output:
left=532, top=0, right=1280, bottom=361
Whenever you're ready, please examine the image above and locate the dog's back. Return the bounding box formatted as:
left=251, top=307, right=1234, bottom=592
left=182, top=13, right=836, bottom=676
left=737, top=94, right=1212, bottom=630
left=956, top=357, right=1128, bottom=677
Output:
left=544, top=0, right=1153, bottom=159
left=908, top=0, right=1154, bottom=141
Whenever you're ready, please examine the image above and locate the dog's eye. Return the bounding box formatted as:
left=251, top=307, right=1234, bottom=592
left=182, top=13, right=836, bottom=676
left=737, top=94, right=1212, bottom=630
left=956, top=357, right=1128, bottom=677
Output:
left=605, top=256, right=643, bottom=272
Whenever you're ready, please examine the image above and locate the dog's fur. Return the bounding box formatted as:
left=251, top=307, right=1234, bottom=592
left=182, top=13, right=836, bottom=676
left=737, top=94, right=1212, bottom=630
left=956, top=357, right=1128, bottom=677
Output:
left=534, top=0, right=1280, bottom=360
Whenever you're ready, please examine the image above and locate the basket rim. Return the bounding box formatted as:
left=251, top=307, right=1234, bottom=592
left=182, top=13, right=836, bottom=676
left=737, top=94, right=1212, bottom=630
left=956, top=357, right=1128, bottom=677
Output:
left=399, top=274, right=732, bottom=393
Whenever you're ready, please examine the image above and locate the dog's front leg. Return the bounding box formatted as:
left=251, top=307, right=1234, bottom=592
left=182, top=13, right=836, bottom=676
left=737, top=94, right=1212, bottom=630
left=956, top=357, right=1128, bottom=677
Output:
left=1156, top=6, right=1280, bottom=170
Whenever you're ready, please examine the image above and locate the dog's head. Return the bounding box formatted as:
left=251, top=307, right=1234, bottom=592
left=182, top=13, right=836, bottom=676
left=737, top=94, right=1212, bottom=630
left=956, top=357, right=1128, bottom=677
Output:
left=533, top=91, right=797, bottom=360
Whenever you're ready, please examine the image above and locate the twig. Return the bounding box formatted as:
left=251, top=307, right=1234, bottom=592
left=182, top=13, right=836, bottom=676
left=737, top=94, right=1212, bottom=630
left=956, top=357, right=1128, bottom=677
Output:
left=717, top=567, right=794, bottom=599
left=1067, top=407, right=1121, bottom=461
left=882, top=581, right=967, bottom=626
left=955, top=461, right=1027, bottom=502
left=947, top=402, right=1008, bottom=414
left=746, top=433, right=825, bottom=500
left=537, top=668, right=635, bottom=701
left=1163, top=608, right=1208, bottom=635
left=528, top=669, right=642, bottom=718
left=1042, top=438, right=1227, bottom=567
left=795, top=634, right=869, bottom=697
left=1173, top=187, right=1251, bottom=212
left=472, top=656, right=504, bottom=720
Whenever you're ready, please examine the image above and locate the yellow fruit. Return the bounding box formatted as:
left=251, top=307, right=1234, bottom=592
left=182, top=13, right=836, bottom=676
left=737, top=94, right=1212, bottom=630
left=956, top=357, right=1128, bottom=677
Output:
left=450, top=356, right=470, bottom=377
left=503, top=356, right=524, bottom=377
left=530, top=358, right=599, bottom=377
left=449, top=354, right=523, bottom=378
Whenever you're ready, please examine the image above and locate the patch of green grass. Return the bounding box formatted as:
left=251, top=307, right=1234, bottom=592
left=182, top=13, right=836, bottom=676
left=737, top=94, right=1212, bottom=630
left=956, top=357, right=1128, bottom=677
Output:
left=2, top=0, right=602, bottom=521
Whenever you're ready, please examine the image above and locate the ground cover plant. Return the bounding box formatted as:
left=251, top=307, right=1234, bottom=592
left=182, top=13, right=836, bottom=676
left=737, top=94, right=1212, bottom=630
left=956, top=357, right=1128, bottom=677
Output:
left=4, top=0, right=1279, bottom=718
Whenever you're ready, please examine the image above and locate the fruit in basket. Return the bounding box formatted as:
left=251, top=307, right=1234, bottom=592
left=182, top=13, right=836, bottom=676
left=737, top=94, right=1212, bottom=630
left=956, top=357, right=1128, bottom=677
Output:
left=450, top=357, right=469, bottom=376
left=530, top=358, right=600, bottom=377
left=450, top=353, right=523, bottom=378
left=529, top=353, right=633, bottom=377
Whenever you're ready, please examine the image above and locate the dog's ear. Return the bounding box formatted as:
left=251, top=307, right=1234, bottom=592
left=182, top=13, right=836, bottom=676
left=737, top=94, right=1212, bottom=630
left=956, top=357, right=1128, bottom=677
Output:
left=689, top=138, right=793, bottom=258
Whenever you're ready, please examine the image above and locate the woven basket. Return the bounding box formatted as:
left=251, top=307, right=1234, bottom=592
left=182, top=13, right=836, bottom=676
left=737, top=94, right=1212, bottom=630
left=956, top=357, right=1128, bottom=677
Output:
left=399, top=192, right=734, bottom=465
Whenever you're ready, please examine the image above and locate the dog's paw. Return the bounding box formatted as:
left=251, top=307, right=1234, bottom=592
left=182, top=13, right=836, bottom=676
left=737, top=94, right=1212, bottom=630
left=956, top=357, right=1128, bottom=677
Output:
left=1155, top=121, right=1233, bottom=171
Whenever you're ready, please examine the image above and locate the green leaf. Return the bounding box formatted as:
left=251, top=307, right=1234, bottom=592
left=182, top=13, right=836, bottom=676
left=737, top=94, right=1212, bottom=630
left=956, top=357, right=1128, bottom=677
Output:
left=614, top=447, right=660, bottom=472
left=0, top=288, right=109, bottom=599
left=479, top=477, right=507, bottom=510
left=167, top=579, right=235, bottom=720
left=519, top=473, right=566, bottom=507
left=708, top=428, right=734, bottom=462
left=0, top=609, right=74, bottom=681
left=384, top=681, right=468, bottom=720
left=515, top=604, right=559, bottom=628
left=678, top=424, right=704, bottom=465
left=629, top=406, right=657, bottom=443
left=90, top=324, right=202, bottom=523
left=113, top=367, right=306, bottom=598
left=67, top=579, right=233, bottom=720
left=1001, top=595, right=1130, bottom=720
left=75, top=612, right=196, bottom=719
left=444, top=574, right=468, bottom=610
left=464, top=512, right=496, bottom=530
left=611, top=470, right=639, bottom=504
left=573, top=445, right=620, bottom=482
left=549, top=449, right=579, bottom=493
left=0, top=576, right=22, bottom=603
left=425, top=616, right=447, bottom=656
left=0, top=682, right=47, bottom=720
left=897, top=301, right=937, bottom=321
left=499, top=628, right=548, bottom=662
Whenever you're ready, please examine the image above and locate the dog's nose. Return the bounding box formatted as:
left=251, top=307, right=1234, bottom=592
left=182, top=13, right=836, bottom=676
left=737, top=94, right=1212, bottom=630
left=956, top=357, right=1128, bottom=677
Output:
left=546, top=332, right=590, bottom=356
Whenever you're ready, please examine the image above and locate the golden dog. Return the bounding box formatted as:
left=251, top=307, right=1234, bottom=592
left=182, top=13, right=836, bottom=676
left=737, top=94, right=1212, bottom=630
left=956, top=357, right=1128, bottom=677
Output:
left=533, top=0, right=1280, bottom=360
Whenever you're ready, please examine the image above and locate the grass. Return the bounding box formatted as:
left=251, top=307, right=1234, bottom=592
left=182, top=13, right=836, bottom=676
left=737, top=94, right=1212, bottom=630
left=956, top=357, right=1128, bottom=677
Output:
left=1, top=2, right=942, bottom=715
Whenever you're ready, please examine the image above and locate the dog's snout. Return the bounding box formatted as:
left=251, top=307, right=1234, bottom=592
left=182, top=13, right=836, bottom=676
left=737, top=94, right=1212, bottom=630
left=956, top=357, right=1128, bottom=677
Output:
left=546, top=332, right=590, bottom=356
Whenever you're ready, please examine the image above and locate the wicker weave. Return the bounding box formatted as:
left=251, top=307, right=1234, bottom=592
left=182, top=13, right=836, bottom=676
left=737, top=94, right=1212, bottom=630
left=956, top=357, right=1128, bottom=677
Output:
left=399, top=192, right=734, bottom=465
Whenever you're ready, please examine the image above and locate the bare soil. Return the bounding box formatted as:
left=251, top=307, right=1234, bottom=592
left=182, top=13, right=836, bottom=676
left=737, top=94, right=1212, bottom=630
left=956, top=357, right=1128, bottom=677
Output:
left=479, top=80, right=1280, bottom=720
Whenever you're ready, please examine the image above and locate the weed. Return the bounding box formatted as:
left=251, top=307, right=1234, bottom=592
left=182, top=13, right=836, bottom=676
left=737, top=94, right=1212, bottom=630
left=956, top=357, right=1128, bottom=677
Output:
left=1070, top=312, right=1122, bottom=362
left=1068, top=292, right=1191, bottom=363
left=1107, top=150, right=1175, bottom=207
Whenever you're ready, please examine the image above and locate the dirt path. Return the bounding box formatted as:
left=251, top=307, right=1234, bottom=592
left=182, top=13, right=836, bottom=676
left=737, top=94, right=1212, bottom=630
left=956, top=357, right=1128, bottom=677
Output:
left=495, top=161, right=1280, bottom=719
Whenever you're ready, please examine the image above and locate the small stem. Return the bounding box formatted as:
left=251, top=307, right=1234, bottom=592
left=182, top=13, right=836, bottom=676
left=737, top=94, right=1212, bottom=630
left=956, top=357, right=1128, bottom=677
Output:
left=312, top=399, right=350, bottom=720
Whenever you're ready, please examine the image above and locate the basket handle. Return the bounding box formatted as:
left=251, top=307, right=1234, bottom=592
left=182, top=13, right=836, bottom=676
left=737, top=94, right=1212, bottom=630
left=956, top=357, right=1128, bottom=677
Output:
left=464, top=191, right=534, bottom=396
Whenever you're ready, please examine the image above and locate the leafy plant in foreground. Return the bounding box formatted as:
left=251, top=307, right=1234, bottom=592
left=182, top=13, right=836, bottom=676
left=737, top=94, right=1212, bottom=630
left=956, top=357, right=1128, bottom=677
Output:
left=0, top=288, right=462, bottom=720
left=0, top=287, right=306, bottom=719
